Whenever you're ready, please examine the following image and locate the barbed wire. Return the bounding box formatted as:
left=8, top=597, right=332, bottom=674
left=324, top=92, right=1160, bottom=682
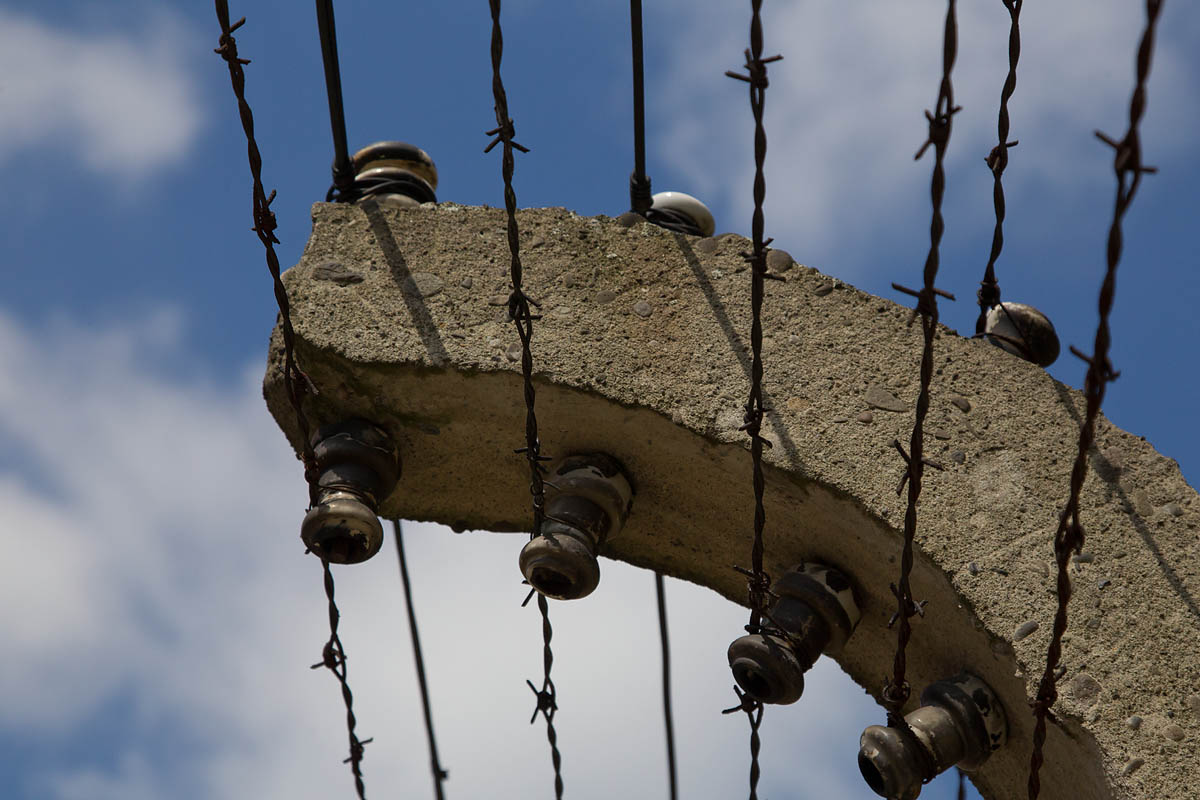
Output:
left=212, top=1, right=319, bottom=504
left=723, top=2, right=782, bottom=797
left=883, top=0, right=959, bottom=750
left=483, top=3, right=563, bottom=798
left=1026, top=1, right=1164, bottom=796
left=311, top=560, right=372, bottom=799
left=393, top=520, right=449, bottom=800
left=213, top=7, right=372, bottom=795
left=975, top=0, right=1023, bottom=336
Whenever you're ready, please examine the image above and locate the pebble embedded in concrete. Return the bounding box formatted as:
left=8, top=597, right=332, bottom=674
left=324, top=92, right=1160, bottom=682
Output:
left=814, top=282, right=834, bottom=297
left=595, top=290, right=616, bottom=304
left=865, top=385, right=907, bottom=412
left=950, top=395, right=972, bottom=413
left=951, top=450, right=966, bottom=464
left=460, top=276, right=474, bottom=289
left=1123, top=758, right=1145, bottom=776
left=1014, top=620, right=1039, bottom=641
left=1163, top=724, right=1185, bottom=742
left=1128, top=716, right=1143, bottom=730
left=633, top=301, right=652, bottom=318
left=405, top=272, right=443, bottom=297
left=857, top=410, right=873, bottom=424
left=766, top=248, right=794, bottom=273
left=1160, top=502, right=1184, bottom=517
left=505, top=343, right=521, bottom=362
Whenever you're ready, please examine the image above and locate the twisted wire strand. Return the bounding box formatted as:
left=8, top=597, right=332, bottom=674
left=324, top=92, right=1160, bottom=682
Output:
left=393, top=521, right=448, bottom=800
left=1027, top=2, right=1164, bottom=796
left=723, top=3, right=782, bottom=796
left=976, top=0, right=1024, bottom=334
left=314, top=559, right=371, bottom=799
left=483, top=4, right=562, bottom=797
left=213, top=2, right=319, bottom=505
left=884, top=1, right=959, bottom=747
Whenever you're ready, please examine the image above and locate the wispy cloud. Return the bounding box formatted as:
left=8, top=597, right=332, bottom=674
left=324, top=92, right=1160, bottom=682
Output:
left=0, top=9, right=203, bottom=177
left=655, top=1, right=1199, bottom=278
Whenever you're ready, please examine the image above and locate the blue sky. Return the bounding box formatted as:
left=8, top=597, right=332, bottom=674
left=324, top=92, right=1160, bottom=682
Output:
left=0, top=1, right=1196, bottom=799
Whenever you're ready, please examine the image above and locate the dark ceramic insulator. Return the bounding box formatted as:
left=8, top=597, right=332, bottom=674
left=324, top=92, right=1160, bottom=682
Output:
left=858, top=672, right=1008, bottom=800
left=351, top=141, right=438, bottom=207
left=726, top=562, right=861, bottom=705
left=984, top=302, right=1060, bottom=367
left=300, top=419, right=400, bottom=564
left=518, top=454, right=634, bottom=600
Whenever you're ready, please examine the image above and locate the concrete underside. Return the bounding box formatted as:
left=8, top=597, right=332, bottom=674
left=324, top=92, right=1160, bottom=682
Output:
left=265, top=202, right=1200, bottom=800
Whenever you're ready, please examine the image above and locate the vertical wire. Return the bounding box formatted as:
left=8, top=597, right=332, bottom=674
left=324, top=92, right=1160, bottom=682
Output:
left=655, top=573, right=678, bottom=800
left=722, top=3, right=783, bottom=797
left=629, top=0, right=652, bottom=213
left=1026, top=2, right=1165, bottom=795
left=884, top=2, right=959, bottom=739
left=483, top=4, right=562, bottom=797
left=314, top=0, right=357, bottom=201
left=976, top=0, right=1023, bottom=336
left=392, top=520, right=448, bottom=800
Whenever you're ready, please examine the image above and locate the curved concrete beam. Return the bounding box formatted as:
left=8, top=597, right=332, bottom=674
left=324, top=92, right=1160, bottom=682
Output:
left=265, top=202, right=1200, bottom=800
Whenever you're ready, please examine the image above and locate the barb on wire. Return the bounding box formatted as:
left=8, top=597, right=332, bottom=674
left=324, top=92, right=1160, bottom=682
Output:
left=724, top=0, right=782, bottom=641
left=484, top=4, right=562, bottom=798
left=1027, top=2, right=1164, bottom=797
left=722, top=687, right=764, bottom=800
left=656, top=573, right=678, bottom=800
left=724, top=4, right=780, bottom=798
left=393, top=521, right=449, bottom=800
left=884, top=0, right=959, bottom=723
left=314, top=0, right=358, bottom=203
left=526, top=594, right=564, bottom=799
left=310, top=560, right=371, bottom=799
left=213, top=1, right=320, bottom=505
left=976, top=0, right=1024, bottom=335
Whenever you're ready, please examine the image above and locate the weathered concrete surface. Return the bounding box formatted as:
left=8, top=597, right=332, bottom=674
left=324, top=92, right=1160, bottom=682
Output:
left=265, top=202, right=1200, bottom=800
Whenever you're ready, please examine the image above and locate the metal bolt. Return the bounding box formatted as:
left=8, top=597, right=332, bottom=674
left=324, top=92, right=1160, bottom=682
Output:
left=649, top=191, right=716, bottom=237
left=300, top=419, right=400, bottom=564
left=518, top=453, right=634, bottom=600
left=726, top=562, right=861, bottom=705
left=351, top=141, right=438, bottom=208
left=858, top=672, right=1007, bottom=800
left=984, top=302, right=1060, bottom=367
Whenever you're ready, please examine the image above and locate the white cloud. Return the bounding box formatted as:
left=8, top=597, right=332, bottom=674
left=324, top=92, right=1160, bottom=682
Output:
left=0, top=9, right=203, bottom=177
left=655, top=0, right=1199, bottom=279
left=0, top=307, right=980, bottom=798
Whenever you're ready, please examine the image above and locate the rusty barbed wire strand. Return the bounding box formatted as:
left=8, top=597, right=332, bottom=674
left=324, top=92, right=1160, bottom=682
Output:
left=655, top=573, right=678, bottom=800
left=975, top=0, right=1023, bottom=337
left=1026, top=2, right=1164, bottom=796
left=213, top=2, right=319, bottom=506
left=721, top=688, right=764, bottom=800
left=214, top=8, right=370, bottom=796
left=525, top=593, right=564, bottom=799
left=723, top=3, right=782, bottom=797
left=393, top=520, right=448, bottom=800
left=311, top=559, right=372, bottom=799
left=483, top=3, right=563, bottom=798
left=883, top=0, right=960, bottom=753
